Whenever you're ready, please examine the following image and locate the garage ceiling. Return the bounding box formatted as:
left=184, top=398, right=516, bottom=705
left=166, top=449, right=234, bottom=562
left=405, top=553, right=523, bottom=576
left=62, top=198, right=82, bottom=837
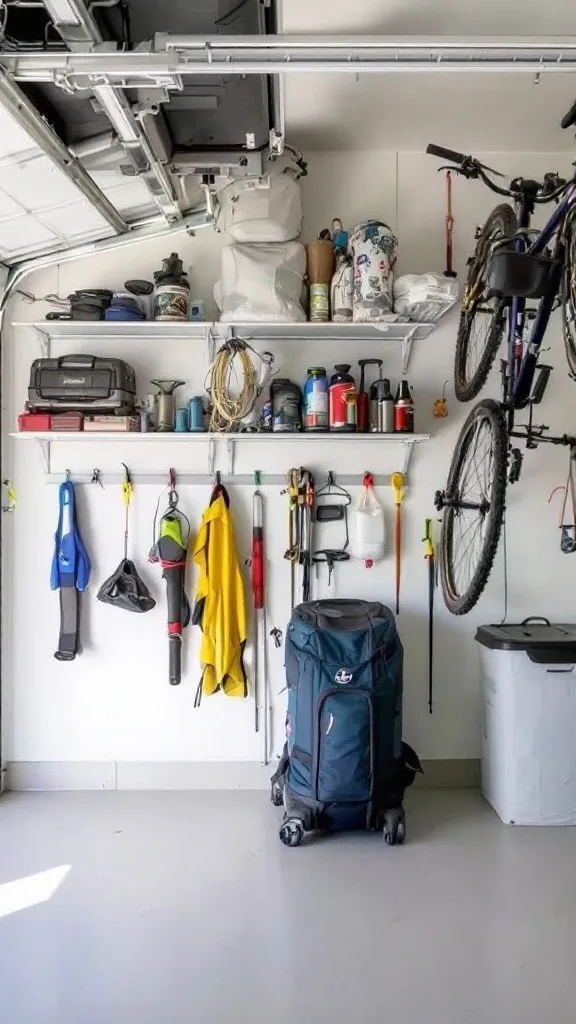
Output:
left=0, top=0, right=575, bottom=267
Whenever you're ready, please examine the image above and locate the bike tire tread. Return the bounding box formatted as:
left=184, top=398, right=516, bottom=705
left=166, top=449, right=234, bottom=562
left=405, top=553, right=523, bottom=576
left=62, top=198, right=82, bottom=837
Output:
left=440, top=398, right=508, bottom=615
left=455, top=204, right=517, bottom=403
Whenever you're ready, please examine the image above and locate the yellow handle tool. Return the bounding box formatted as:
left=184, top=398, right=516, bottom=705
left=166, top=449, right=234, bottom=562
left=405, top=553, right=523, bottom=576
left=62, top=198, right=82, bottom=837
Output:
left=391, top=472, right=405, bottom=615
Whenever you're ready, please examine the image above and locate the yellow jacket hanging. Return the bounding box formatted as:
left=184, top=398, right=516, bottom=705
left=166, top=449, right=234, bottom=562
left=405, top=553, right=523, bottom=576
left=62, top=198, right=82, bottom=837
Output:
left=192, top=483, right=248, bottom=703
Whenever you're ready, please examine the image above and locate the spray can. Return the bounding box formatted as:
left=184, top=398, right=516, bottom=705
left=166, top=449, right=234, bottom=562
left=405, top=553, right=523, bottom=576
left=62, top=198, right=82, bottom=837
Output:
left=394, top=379, right=415, bottom=433
left=329, top=364, right=357, bottom=432
left=153, top=252, right=190, bottom=321
left=303, top=367, right=328, bottom=431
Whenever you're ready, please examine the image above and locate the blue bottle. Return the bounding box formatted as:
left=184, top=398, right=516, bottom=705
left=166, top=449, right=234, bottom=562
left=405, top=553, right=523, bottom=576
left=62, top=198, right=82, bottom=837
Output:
left=188, top=396, right=205, bottom=432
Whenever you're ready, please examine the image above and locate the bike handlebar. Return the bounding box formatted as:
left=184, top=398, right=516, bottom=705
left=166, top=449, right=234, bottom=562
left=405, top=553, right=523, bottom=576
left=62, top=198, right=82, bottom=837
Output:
left=427, top=142, right=575, bottom=204
left=425, top=143, right=467, bottom=165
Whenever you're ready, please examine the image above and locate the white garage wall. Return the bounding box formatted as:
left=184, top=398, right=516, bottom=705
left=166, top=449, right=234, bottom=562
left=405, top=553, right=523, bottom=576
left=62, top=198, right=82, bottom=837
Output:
left=3, top=148, right=576, bottom=787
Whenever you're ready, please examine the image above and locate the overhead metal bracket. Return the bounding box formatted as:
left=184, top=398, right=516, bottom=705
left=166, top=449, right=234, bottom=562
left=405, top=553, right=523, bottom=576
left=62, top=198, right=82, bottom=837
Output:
left=0, top=67, right=126, bottom=235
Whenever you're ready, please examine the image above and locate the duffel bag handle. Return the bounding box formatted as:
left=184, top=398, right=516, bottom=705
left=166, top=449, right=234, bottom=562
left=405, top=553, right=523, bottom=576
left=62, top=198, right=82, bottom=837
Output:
left=57, top=354, right=96, bottom=368
left=520, top=616, right=551, bottom=626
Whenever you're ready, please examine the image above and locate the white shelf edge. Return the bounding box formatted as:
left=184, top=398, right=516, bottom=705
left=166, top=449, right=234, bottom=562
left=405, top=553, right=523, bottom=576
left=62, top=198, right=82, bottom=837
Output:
left=10, top=431, right=431, bottom=443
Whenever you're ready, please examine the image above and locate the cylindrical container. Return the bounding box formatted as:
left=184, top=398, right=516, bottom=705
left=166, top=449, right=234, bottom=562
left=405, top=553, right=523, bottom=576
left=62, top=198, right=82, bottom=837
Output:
left=153, top=252, right=190, bottom=321
left=350, top=221, right=398, bottom=323
left=394, top=379, right=414, bottom=433
left=175, top=407, right=189, bottom=432
left=188, top=396, right=205, bottom=432
left=143, top=393, right=158, bottom=429
left=329, top=364, right=357, bottom=432
left=139, top=409, right=150, bottom=433
left=357, top=359, right=383, bottom=432
left=372, top=378, right=395, bottom=433
left=271, top=378, right=302, bottom=432
left=157, top=394, right=175, bottom=432
left=306, top=239, right=335, bottom=322
left=303, top=366, right=328, bottom=431
left=154, top=283, right=190, bottom=321
left=330, top=251, right=353, bottom=323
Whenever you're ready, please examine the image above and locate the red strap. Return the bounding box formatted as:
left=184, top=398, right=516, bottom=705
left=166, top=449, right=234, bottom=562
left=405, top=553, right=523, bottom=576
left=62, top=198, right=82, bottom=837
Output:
left=363, top=472, right=374, bottom=488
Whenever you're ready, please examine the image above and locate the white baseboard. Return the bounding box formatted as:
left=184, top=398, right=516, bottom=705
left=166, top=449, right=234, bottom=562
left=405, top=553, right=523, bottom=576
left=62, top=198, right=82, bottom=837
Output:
left=4, top=759, right=480, bottom=792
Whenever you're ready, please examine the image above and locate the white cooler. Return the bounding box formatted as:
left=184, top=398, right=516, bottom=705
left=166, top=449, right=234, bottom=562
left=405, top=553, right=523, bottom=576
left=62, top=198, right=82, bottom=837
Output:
left=477, top=618, right=576, bottom=825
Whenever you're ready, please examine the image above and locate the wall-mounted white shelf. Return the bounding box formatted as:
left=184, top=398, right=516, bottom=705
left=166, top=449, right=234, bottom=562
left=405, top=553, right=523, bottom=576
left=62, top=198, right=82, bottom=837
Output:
left=13, top=309, right=456, bottom=374
left=10, top=430, right=430, bottom=482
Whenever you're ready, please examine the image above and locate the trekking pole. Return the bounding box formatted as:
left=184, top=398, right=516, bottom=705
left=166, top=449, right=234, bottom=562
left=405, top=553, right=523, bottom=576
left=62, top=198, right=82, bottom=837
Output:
left=423, top=518, right=435, bottom=713
left=391, top=472, right=405, bottom=615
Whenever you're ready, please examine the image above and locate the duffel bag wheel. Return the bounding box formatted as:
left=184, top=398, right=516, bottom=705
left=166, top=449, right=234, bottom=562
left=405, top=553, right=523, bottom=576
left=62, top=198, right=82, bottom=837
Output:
left=279, top=818, right=304, bottom=847
left=383, top=808, right=406, bottom=847
left=270, top=781, right=284, bottom=807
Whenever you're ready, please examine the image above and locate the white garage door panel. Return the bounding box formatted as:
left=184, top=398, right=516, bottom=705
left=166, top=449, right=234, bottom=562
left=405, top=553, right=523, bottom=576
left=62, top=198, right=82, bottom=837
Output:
left=0, top=216, right=57, bottom=255
left=39, top=201, right=109, bottom=238
left=0, top=154, right=84, bottom=212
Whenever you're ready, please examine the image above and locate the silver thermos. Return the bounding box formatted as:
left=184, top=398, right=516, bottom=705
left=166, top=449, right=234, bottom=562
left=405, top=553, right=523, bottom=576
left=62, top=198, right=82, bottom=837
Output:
left=371, top=377, right=395, bottom=433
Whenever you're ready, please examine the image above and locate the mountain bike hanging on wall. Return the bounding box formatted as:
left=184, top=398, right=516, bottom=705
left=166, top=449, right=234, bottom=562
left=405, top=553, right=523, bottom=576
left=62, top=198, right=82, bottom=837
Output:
left=426, top=97, right=576, bottom=615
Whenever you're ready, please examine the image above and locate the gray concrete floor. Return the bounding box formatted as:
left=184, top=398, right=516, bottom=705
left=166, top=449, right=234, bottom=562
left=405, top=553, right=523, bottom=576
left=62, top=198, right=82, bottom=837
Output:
left=1, top=790, right=575, bottom=1024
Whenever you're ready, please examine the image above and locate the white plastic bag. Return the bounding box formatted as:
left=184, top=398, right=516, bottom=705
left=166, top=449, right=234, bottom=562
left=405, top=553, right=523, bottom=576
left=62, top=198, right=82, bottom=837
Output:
left=393, top=272, right=458, bottom=322
left=216, top=174, right=303, bottom=242
left=215, top=242, right=307, bottom=323
left=352, top=474, right=385, bottom=564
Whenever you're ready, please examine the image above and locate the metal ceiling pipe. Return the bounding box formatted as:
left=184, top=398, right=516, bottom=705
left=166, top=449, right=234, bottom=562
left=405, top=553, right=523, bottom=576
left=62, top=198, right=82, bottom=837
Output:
left=158, top=33, right=576, bottom=52
left=3, top=43, right=576, bottom=79
left=0, top=66, right=127, bottom=234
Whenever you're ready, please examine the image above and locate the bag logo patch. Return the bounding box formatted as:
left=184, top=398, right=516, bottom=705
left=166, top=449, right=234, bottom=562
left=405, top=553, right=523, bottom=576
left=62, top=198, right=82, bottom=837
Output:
left=335, top=669, right=353, bottom=685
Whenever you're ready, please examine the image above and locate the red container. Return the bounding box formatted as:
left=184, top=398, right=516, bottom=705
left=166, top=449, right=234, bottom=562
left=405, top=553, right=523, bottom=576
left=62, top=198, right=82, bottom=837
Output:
left=328, top=364, right=357, bottom=432
left=18, top=412, right=51, bottom=431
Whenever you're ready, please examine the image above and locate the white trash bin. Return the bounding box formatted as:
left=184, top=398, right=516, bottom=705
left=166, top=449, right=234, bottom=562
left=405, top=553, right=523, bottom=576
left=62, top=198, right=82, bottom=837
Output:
left=477, top=618, right=576, bottom=825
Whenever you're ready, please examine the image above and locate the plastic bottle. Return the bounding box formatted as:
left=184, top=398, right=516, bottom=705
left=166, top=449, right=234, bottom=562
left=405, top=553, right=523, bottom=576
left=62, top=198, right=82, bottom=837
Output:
left=303, top=367, right=328, bottom=431
left=352, top=473, right=385, bottom=565
left=330, top=219, right=353, bottom=323
left=329, top=364, right=357, bottom=432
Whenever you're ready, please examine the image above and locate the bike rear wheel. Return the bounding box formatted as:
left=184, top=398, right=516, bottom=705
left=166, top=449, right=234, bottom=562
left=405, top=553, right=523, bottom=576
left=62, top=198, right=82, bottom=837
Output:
left=455, top=204, right=517, bottom=403
left=562, top=212, right=576, bottom=377
left=439, top=399, right=508, bottom=615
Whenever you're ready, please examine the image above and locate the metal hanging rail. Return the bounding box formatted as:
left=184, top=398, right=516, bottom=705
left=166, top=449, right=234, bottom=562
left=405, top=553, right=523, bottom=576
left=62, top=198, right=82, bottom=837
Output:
left=1, top=36, right=576, bottom=88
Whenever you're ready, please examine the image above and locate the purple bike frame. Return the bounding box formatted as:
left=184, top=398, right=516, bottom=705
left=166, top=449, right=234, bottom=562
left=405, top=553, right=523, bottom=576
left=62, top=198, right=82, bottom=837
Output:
left=512, top=183, right=576, bottom=406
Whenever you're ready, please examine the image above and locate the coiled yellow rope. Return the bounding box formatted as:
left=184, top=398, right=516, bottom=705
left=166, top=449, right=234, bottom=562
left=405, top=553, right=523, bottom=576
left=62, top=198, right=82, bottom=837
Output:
left=208, top=338, right=260, bottom=432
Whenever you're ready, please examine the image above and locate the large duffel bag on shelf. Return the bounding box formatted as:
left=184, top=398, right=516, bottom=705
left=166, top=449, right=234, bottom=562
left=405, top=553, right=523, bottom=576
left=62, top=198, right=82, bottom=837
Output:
left=271, top=599, right=422, bottom=846
left=27, top=354, right=136, bottom=414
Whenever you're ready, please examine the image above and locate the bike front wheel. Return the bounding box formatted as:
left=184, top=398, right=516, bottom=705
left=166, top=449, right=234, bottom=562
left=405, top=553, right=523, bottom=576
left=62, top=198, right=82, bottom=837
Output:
left=455, top=203, right=517, bottom=402
left=439, top=399, right=508, bottom=615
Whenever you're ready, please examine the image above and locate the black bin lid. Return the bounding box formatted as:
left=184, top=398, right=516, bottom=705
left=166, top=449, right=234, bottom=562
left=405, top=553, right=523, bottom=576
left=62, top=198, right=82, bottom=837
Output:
left=476, top=617, right=576, bottom=664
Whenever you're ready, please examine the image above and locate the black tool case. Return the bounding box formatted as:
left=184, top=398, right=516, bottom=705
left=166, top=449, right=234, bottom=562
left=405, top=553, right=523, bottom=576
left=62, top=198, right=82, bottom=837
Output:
left=27, top=355, right=136, bottom=414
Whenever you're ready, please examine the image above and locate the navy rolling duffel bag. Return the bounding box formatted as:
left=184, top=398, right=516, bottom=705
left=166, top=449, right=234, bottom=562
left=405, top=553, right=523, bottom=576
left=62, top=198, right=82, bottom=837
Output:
left=271, top=599, right=422, bottom=846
